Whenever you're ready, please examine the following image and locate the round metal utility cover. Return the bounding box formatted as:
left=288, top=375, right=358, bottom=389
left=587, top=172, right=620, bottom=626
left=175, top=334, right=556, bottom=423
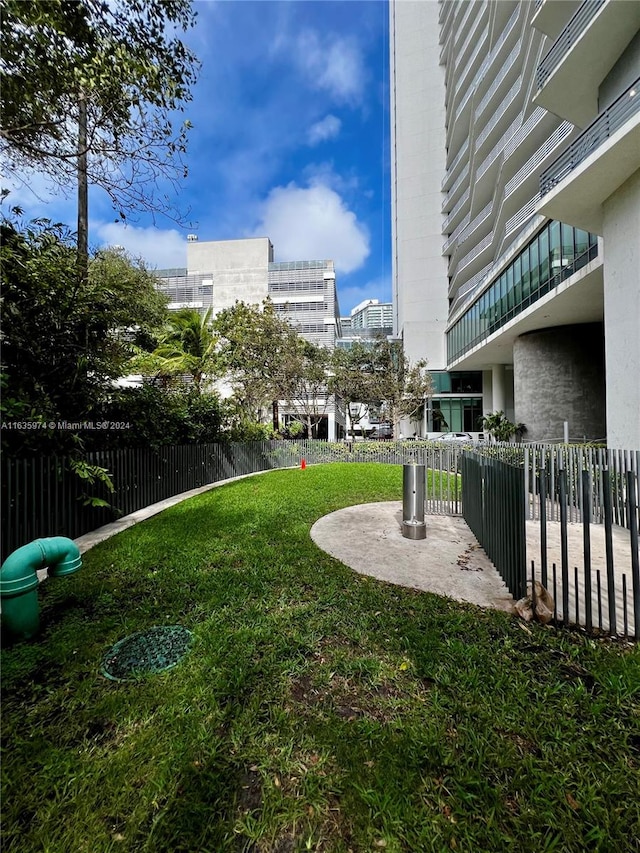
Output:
left=100, top=626, right=193, bottom=682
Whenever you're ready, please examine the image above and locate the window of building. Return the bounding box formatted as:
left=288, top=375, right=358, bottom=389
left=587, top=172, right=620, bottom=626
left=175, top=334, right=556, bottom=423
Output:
left=530, top=239, right=539, bottom=296
left=446, top=220, right=599, bottom=363
left=450, top=372, right=482, bottom=393
left=431, top=397, right=483, bottom=432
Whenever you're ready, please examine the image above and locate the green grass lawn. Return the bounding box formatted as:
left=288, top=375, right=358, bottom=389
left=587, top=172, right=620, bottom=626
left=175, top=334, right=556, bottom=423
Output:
left=2, top=463, right=639, bottom=853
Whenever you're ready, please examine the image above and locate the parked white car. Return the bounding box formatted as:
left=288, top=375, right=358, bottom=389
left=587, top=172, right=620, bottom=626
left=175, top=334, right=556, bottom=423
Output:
left=433, top=432, right=474, bottom=442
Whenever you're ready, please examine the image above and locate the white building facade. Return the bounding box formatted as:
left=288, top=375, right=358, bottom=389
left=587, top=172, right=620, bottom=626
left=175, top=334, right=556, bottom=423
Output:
left=390, top=0, right=640, bottom=448
left=155, top=238, right=345, bottom=439
left=349, top=299, right=394, bottom=331
left=268, top=259, right=341, bottom=349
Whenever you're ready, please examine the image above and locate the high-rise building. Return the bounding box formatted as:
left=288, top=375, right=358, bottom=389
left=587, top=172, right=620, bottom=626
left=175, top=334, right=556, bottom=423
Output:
left=156, top=238, right=341, bottom=350
left=337, top=299, right=394, bottom=349
left=156, top=237, right=272, bottom=318
left=349, top=299, right=394, bottom=330
left=390, top=0, right=640, bottom=448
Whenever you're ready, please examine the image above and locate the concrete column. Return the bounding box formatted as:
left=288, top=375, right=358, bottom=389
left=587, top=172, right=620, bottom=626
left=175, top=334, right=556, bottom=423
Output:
left=327, top=412, right=336, bottom=442
left=603, top=169, right=640, bottom=450
left=513, top=324, right=606, bottom=443
left=482, top=370, right=493, bottom=417
left=491, top=364, right=506, bottom=413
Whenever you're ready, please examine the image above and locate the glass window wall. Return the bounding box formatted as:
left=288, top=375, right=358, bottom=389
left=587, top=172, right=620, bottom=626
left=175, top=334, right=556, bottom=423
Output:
left=446, top=220, right=598, bottom=363
left=431, top=397, right=483, bottom=432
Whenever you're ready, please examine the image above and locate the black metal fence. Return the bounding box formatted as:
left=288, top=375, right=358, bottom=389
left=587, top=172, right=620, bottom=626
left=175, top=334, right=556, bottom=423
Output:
left=4, top=440, right=638, bottom=640
left=473, top=444, right=639, bottom=638
left=461, top=452, right=527, bottom=599
left=523, top=444, right=640, bottom=531
left=1, top=443, right=302, bottom=563
left=529, top=464, right=639, bottom=639
left=1, top=440, right=465, bottom=563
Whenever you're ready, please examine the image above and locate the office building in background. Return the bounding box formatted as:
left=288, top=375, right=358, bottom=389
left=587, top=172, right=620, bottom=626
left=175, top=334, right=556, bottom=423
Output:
left=155, top=237, right=344, bottom=438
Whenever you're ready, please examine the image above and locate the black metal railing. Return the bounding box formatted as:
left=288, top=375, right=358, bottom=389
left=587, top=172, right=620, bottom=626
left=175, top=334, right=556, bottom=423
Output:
left=523, top=444, right=640, bottom=531
left=530, top=465, right=639, bottom=638
left=462, top=452, right=527, bottom=599
left=0, top=440, right=468, bottom=563
left=540, top=78, right=640, bottom=196
left=1, top=443, right=300, bottom=563
left=3, top=440, right=638, bottom=640
left=536, top=0, right=605, bottom=89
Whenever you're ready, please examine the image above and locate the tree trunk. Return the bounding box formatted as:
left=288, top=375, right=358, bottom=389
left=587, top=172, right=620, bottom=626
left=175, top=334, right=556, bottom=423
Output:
left=272, top=400, right=279, bottom=431
left=77, top=93, right=88, bottom=288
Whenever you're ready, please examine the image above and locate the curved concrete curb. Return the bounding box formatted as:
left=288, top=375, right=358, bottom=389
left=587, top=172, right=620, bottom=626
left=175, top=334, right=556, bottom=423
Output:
left=35, top=468, right=291, bottom=583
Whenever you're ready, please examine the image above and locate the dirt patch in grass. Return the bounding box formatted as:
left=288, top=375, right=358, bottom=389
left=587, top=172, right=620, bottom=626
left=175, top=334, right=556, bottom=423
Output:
left=289, top=674, right=320, bottom=705
left=289, top=672, right=410, bottom=723
left=237, top=768, right=263, bottom=817
left=83, top=718, right=118, bottom=746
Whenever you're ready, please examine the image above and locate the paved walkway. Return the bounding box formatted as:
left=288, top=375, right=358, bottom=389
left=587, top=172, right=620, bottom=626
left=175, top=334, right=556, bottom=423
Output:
left=311, top=501, right=638, bottom=635
left=311, top=501, right=515, bottom=612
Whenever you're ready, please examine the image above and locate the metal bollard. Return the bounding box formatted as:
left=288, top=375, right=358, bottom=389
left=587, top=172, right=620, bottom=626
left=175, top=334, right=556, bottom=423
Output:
left=402, top=463, right=426, bottom=540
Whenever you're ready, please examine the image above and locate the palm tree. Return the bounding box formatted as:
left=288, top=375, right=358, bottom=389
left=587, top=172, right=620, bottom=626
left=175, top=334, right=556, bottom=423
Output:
left=153, top=308, right=219, bottom=392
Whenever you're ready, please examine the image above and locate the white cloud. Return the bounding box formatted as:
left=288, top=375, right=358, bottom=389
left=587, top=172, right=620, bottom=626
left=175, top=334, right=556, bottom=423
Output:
left=307, top=115, right=342, bottom=146
left=296, top=31, right=366, bottom=105
left=253, top=180, right=369, bottom=274
left=302, top=161, right=360, bottom=194
left=93, top=222, right=187, bottom=270
left=2, top=170, right=77, bottom=222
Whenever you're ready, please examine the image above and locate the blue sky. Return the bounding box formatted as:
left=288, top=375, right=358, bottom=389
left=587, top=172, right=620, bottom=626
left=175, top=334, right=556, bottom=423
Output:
left=6, top=0, right=391, bottom=316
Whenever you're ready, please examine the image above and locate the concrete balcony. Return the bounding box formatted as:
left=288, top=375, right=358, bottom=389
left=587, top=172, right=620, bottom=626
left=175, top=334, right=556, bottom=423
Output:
left=443, top=188, right=471, bottom=233
left=531, top=0, right=581, bottom=39
left=442, top=138, right=469, bottom=192
left=538, top=79, right=640, bottom=233
left=533, top=0, right=640, bottom=128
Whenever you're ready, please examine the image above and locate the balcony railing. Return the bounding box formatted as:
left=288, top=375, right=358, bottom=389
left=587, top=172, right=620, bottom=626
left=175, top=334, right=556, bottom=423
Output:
left=475, top=77, right=522, bottom=150
left=443, top=188, right=471, bottom=231
left=504, top=195, right=542, bottom=238
left=476, top=116, right=521, bottom=181
left=452, top=231, right=494, bottom=281
left=536, top=0, right=605, bottom=89
left=455, top=1, right=484, bottom=63
left=442, top=138, right=469, bottom=191
left=453, top=6, right=519, bottom=120
left=448, top=263, right=492, bottom=309
left=455, top=201, right=493, bottom=249
left=474, top=41, right=522, bottom=120
left=540, top=77, right=640, bottom=195
left=506, top=121, right=573, bottom=197
left=443, top=213, right=471, bottom=254
left=504, top=107, right=546, bottom=160
left=442, top=163, right=470, bottom=210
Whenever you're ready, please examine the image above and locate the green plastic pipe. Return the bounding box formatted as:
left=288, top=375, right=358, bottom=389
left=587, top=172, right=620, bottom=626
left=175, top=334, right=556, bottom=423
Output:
left=0, top=537, right=82, bottom=642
